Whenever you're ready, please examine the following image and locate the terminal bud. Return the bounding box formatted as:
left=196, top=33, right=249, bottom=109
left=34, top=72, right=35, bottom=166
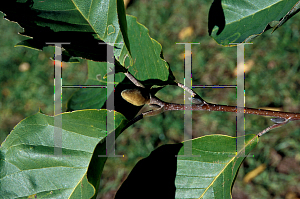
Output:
left=121, top=88, right=150, bottom=106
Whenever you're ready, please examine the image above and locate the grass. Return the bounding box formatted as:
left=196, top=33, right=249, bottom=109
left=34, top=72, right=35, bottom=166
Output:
left=1, top=1, right=300, bottom=198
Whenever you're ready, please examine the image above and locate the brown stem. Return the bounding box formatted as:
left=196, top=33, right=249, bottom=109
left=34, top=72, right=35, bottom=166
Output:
left=124, top=72, right=145, bottom=88
left=122, top=71, right=299, bottom=121
left=163, top=102, right=300, bottom=121
left=257, top=118, right=291, bottom=137
left=177, top=82, right=196, bottom=97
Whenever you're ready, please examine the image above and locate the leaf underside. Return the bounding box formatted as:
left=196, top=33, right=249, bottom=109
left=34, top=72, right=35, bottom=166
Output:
left=209, top=0, right=300, bottom=45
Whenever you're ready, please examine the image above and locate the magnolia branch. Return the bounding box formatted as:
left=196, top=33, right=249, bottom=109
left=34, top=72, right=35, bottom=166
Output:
left=121, top=71, right=299, bottom=135
left=143, top=91, right=300, bottom=121
left=162, top=102, right=300, bottom=121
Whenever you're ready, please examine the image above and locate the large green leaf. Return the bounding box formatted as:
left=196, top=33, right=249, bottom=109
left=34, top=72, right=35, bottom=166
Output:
left=0, top=110, right=128, bottom=198
left=175, top=134, right=258, bottom=198
left=1, top=0, right=173, bottom=83
left=115, top=134, right=258, bottom=199
left=66, top=14, right=176, bottom=114
left=125, top=15, right=172, bottom=81
left=0, top=0, right=132, bottom=63
left=209, top=0, right=300, bottom=45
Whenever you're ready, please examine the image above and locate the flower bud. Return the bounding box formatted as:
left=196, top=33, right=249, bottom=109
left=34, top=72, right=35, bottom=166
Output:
left=121, top=88, right=150, bottom=106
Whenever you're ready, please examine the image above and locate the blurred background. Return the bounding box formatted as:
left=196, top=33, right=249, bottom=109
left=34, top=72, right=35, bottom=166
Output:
left=1, top=0, right=300, bottom=198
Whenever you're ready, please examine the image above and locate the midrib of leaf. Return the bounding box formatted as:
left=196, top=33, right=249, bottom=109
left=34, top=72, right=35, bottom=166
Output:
left=70, top=0, right=104, bottom=40
left=69, top=0, right=130, bottom=64
left=198, top=135, right=258, bottom=199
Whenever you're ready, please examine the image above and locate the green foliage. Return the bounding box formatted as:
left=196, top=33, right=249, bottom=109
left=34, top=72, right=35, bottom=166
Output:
left=0, top=0, right=299, bottom=198
left=175, top=134, right=258, bottom=198
left=1, top=0, right=131, bottom=64
left=0, top=110, right=127, bottom=198
left=67, top=61, right=126, bottom=111
left=209, top=0, right=300, bottom=45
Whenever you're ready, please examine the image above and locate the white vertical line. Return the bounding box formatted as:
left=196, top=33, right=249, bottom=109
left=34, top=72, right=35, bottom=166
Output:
left=97, top=43, right=123, bottom=157
left=46, top=42, right=70, bottom=156
left=176, top=43, right=200, bottom=156
left=106, top=43, right=115, bottom=156
left=237, top=44, right=245, bottom=156
left=232, top=43, right=252, bottom=157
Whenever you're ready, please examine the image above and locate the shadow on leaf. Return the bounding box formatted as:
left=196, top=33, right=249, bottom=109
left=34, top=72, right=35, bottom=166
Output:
left=115, top=143, right=183, bottom=199
left=208, top=0, right=226, bottom=36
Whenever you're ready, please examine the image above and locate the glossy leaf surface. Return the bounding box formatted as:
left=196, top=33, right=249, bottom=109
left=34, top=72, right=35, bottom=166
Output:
left=209, top=0, right=300, bottom=45
left=0, top=110, right=128, bottom=198
left=116, top=134, right=258, bottom=199
left=1, top=0, right=131, bottom=63
left=175, top=134, right=258, bottom=198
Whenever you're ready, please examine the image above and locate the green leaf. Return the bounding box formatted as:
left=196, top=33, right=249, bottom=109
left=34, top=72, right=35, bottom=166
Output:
left=66, top=14, right=175, bottom=113
left=175, top=134, right=258, bottom=198
left=1, top=0, right=132, bottom=64
left=116, top=134, right=258, bottom=199
left=0, top=110, right=128, bottom=198
left=117, top=0, right=131, bottom=55
left=272, top=1, right=300, bottom=32
left=1, top=0, right=174, bottom=83
left=125, top=15, right=172, bottom=82
left=209, top=0, right=300, bottom=45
